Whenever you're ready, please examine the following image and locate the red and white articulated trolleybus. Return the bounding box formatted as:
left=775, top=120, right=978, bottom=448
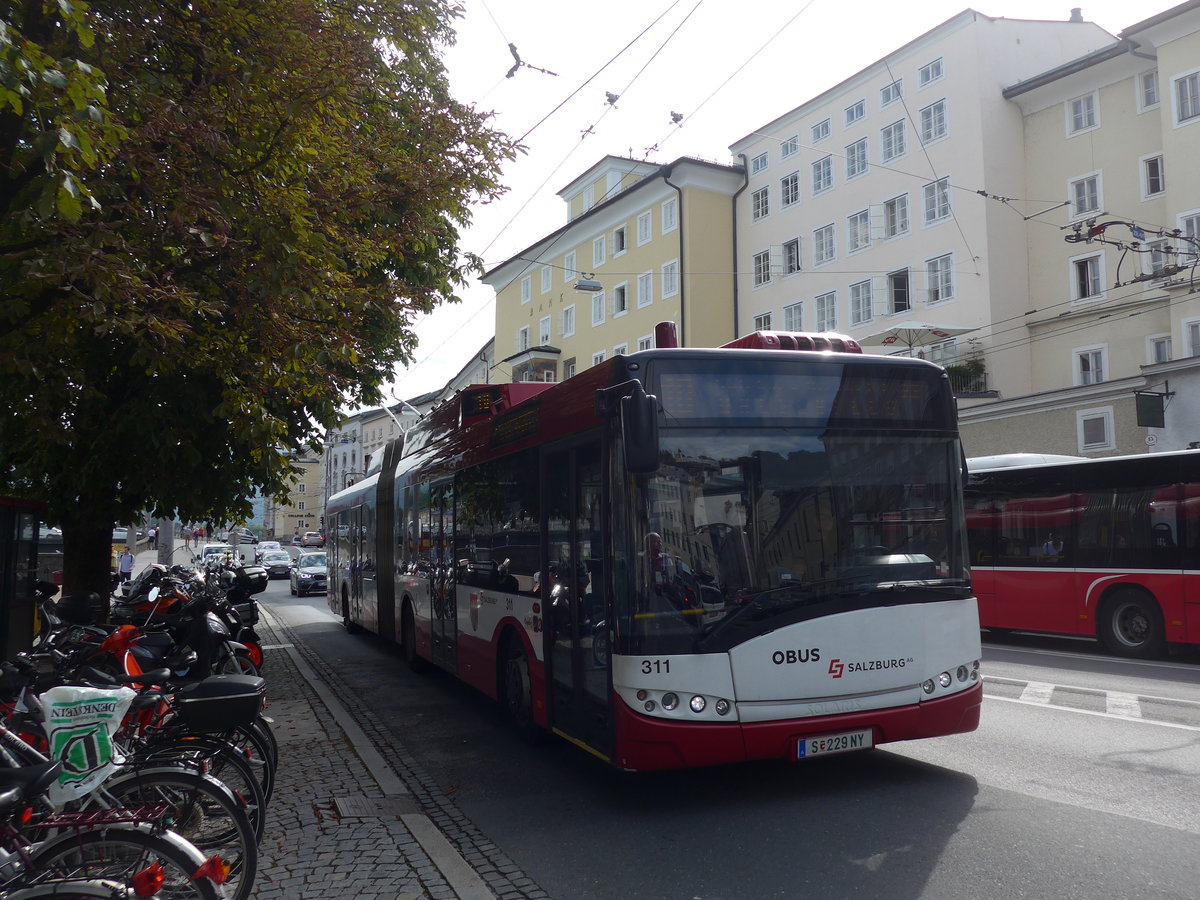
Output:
left=325, top=330, right=982, bottom=771
left=966, top=449, right=1200, bottom=658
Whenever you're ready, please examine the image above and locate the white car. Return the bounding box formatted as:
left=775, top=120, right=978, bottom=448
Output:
left=255, top=540, right=283, bottom=561
left=196, top=542, right=243, bottom=566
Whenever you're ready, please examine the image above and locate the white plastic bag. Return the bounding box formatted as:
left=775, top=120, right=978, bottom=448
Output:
left=38, top=685, right=136, bottom=807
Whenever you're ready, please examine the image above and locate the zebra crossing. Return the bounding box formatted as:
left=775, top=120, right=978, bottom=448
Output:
left=984, top=675, right=1200, bottom=729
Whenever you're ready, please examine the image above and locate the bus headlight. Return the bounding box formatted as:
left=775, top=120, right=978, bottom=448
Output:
left=922, top=679, right=936, bottom=694
left=715, top=698, right=731, bottom=716
left=689, top=695, right=707, bottom=713
left=956, top=665, right=970, bottom=682
left=938, top=671, right=952, bottom=688
left=661, top=692, right=679, bottom=710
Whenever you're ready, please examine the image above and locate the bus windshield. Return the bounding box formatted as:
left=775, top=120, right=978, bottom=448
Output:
left=620, top=430, right=969, bottom=655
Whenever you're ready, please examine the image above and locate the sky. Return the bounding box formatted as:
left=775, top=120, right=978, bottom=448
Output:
left=382, top=0, right=1173, bottom=405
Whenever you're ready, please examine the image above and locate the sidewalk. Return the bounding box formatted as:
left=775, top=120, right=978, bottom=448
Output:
left=128, top=544, right=508, bottom=900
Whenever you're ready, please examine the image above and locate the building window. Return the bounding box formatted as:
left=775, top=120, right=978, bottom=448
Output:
left=781, top=135, right=798, bottom=158
left=780, top=172, right=800, bottom=207
left=612, top=283, right=628, bottom=315
left=563, top=251, right=576, bottom=283
left=919, top=99, right=947, bottom=143
left=1068, top=92, right=1098, bottom=134
left=661, top=198, right=678, bottom=233
left=637, top=211, right=652, bottom=245
left=881, top=120, right=905, bottom=161
left=884, top=194, right=909, bottom=238
left=1175, top=71, right=1200, bottom=123
left=592, top=293, right=606, bottom=325
left=1143, top=155, right=1165, bottom=197
left=812, top=156, right=833, bottom=194
left=919, top=58, right=943, bottom=86
left=782, top=238, right=801, bottom=275
left=926, top=339, right=957, bottom=367
left=813, top=224, right=835, bottom=265
left=922, top=177, right=951, bottom=224
left=816, top=291, right=837, bottom=332
left=540, top=267, right=552, bottom=293
left=1076, top=347, right=1105, bottom=385
left=592, top=351, right=605, bottom=367
left=517, top=326, right=529, bottom=351
left=637, top=272, right=653, bottom=308
left=1186, top=319, right=1200, bottom=356
left=613, top=225, right=627, bottom=255
left=564, top=359, right=577, bottom=379
left=751, top=186, right=770, bottom=221
left=750, top=152, right=769, bottom=173
left=888, top=269, right=910, bottom=314
left=562, top=305, right=575, bottom=337
left=845, top=137, right=868, bottom=179
left=845, top=99, right=865, bottom=126
left=927, top=253, right=954, bottom=303
left=613, top=343, right=628, bottom=357
left=1070, top=173, right=1101, bottom=217
left=1072, top=253, right=1103, bottom=301
left=783, top=301, right=802, bottom=331
left=850, top=280, right=873, bottom=326
left=752, top=250, right=771, bottom=287
left=1145, top=239, right=1169, bottom=277
left=520, top=276, right=531, bottom=305
left=1180, top=212, right=1200, bottom=262
left=637, top=335, right=653, bottom=351
left=811, top=118, right=830, bottom=142
left=1077, top=407, right=1114, bottom=452
left=661, top=260, right=679, bottom=298
left=1139, top=69, right=1159, bottom=110
left=298, top=483, right=307, bottom=493
left=1149, top=335, right=1171, bottom=363
left=880, top=80, right=902, bottom=106
left=592, top=235, right=605, bottom=268
left=754, top=312, right=772, bottom=331
left=847, top=209, right=870, bottom=252
left=538, top=316, right=551, bottom=346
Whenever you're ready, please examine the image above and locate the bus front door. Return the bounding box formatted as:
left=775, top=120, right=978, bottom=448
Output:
left=545, top=444, right=611, bottom=756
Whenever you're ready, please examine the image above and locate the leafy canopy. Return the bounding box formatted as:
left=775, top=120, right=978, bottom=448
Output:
left=0, top=0, right=518, bottom=592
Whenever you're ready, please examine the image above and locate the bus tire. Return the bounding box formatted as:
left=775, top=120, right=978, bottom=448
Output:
left=1099, top=588, right=1165, bottom=658
left=500, top=632, right=539, bottom=742
left=401, top=600, right=428, bottom=673
left=341, top=588, right=360, bottom=634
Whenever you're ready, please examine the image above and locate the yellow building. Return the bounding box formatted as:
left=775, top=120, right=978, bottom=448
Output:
left=483, top=155, right=744, bottom=382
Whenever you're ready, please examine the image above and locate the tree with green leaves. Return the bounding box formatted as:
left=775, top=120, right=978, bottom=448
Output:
left=0, top=0, right=518, bottom=596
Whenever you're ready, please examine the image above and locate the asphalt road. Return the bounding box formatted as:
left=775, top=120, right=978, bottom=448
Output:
left=260, top=582, right=1200, bottom=900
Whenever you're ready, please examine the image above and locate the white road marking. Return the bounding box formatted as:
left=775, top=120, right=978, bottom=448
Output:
left=1018, top=681, right=1055, bottom=704
left=1105, top=691, right=1142, bottom=718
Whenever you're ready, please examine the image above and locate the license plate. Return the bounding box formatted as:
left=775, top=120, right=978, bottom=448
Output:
left=797, top=728, right=872, bottom=759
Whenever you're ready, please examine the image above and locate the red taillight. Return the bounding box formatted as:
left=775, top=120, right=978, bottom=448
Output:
left=19, top=806, right=32, bottom=824
left=245, top=643, right=263, bottom=667
left=192, top=855, right=230, bottom=885
left=132, top=860, right=165, bottom=897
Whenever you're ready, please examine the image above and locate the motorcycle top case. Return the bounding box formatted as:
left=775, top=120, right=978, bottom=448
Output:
left=172, top=673, right=266, bottom=731
left=233, top=566, right=269, bottom=595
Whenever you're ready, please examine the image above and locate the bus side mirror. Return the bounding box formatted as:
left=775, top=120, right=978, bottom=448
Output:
left=621, top=387, right=660, bottom=474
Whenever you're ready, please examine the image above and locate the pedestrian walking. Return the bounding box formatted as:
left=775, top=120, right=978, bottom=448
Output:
left=117, top=546, right=135, bottom=583
left=182, top=524, right=193, bottom=549
left=148, top=525, right=157, bottom=550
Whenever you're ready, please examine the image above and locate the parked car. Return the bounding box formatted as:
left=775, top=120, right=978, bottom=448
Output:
left=290, top=551, right=327, bottom=596
left=259, top=550, right=294, bottom=579
left=291, top=534, right=304, bottom=546
left=196, top=542, right=243, bottom=565
left=111, top=527, right=146, bottom=544
left=301, top=532, right=324, bottom=547
left=238, top=531, right=258, bottom=544
left=255, top=540, right=283, bottom=562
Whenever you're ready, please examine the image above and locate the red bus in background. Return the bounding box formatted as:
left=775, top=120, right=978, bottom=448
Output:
left=325, top=333, right=982, bottom=771
left=965, top=450, right=1200, bottom=658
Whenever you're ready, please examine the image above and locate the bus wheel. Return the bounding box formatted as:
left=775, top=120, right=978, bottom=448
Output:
left=501, top=636, right=539, bottom=741
left=401, top=602, right=428, bottom=673
left=1099, top=589, right=1165, bottom=658
left=341, top=590, right=360, bottom=634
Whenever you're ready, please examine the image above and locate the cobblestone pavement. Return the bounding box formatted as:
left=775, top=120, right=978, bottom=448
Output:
left=252, top=607, right=550, bottom=900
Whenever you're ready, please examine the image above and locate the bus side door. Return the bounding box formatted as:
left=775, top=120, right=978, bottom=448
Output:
left=545, top=442, right=610, bottom=756
left=427, top=481, right=457, bottom=672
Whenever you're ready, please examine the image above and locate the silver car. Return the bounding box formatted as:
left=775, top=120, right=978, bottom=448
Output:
left=259, top=550, right=293, bottom=579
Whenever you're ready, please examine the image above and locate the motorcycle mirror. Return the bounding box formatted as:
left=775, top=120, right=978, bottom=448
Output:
left=147, top=586, right=160, bottom=603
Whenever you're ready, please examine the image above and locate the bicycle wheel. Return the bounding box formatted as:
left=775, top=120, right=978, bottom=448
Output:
left=223, top=722, right=276, bottom=805
left=97, top=767, right=255, bottom=900
left=28, top=826, right=222, bottom=900
left=137, top=739, right=267, bottom=843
